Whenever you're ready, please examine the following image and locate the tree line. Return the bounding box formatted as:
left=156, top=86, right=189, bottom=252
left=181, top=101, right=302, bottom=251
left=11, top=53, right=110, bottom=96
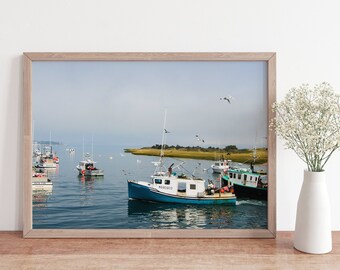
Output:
left=146, top=144, right=239, bottom=152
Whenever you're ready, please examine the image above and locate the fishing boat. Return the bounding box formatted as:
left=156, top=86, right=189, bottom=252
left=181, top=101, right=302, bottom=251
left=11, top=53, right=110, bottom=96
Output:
left=128, top=168, right=236, bottom=205
left=76, top=159, right=104, bottom=176
left=36, top=145, right=59, bottom=168
left=32, top=170, right=53, bottom=191
left=127, top=111, right=236, bottom=205
left=211, top=159, right=230, bottom=174
left=76, top=137, right=104, bottom=176
left=36, top=157, right=57, bottom=168
left=222, top=163, right=268, bottom=200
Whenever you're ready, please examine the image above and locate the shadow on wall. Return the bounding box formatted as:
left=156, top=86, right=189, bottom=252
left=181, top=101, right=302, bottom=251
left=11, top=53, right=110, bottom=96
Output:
left=0, top=55, right=23, bottom=230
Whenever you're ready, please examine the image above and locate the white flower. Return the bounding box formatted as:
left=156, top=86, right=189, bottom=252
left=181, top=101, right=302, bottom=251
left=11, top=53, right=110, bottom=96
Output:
left=271, top=82, right=340, bottom=172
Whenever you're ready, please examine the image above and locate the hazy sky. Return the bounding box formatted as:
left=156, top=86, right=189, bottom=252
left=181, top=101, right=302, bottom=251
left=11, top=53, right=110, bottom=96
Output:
left=32, top=61, right=267, bottom=148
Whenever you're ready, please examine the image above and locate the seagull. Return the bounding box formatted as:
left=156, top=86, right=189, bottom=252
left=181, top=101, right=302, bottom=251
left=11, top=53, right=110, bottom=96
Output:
left=220, top=95, right=233, bottom=104
left=164, top=129, right=170, bottom=133
left=122, top=169, right=131, bottom=175
left=195, top=135, right=205, bottom=143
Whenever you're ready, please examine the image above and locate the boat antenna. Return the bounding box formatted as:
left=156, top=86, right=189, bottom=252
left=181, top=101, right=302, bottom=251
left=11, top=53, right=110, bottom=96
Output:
left=82, top=136, right=85, bottom=160
left=91, top=134, right=94, bottom=160
left=253, top=129, right=258, bottom=163
left=160, top=110, right=167, bottom=157
left=159, top=110, right=168, bottom=172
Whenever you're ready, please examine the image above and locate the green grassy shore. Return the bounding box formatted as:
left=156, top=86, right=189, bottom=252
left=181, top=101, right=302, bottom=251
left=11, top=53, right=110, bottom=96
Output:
left=124, top=148, right=268, bottom=164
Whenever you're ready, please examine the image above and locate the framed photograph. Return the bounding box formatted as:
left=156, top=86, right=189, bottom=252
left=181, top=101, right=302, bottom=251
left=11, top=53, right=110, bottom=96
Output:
left=23, top=52, right=276, bottom=238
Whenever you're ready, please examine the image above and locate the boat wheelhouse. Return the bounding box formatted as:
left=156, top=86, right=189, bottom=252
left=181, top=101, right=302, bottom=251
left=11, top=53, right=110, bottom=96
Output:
left=36, top=157, right=57, bottom=168
left=76, top=159, right=104, bottom=176
left=211, top=159, right=230, bottom=174
left=222, top=167, right=267, bottom=200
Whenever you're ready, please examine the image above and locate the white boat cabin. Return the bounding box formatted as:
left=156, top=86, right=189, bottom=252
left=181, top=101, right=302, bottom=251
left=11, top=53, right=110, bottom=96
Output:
left=211, top=160, right=231, bottom=173
left=77, top=160, right=96, bottom=170
left=225, top=169, right=267, bottom=188
left=151, top=175, right=206, bottom=197
left=213, top=160, right=229, bottom=167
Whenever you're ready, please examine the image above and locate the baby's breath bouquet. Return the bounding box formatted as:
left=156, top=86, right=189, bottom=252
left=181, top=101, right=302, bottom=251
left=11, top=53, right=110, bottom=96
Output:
left=271, top=82, right=340, bottom=172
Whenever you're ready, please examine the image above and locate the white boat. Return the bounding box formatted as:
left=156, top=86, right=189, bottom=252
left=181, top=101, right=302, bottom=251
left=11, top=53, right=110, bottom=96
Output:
left=128, top=163, right=236, bottom=205
left=36, top=157, right=57, bottom=168
left=36, top=144, right=59, bottom=168
left=77, top=137, right=103, bottom=176
left=211, top=159, right=230, bottom=174
left=128, top=111, right=236, bottom=205
left=76, top=159, right=104, bottom=176
left=32, top=171, right=53, bottom=191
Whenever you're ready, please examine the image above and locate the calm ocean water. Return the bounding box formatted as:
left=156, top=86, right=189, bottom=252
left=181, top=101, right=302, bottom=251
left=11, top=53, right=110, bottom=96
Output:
left=33, top=145, right=267, bottom=229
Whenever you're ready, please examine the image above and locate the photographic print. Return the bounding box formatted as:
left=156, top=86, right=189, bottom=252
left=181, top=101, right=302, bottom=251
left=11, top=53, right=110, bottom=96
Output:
left=24, top=53, right=276, bottom=238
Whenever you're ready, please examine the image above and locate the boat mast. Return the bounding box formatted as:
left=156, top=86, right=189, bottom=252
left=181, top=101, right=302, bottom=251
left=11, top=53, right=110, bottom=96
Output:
left=253, top=129, right=258, bottom=163
left=91, top=134, right=94, bottom=160
left=82, top=136, right=85, bottom=160
left=159, top=110, right=167, bottom=172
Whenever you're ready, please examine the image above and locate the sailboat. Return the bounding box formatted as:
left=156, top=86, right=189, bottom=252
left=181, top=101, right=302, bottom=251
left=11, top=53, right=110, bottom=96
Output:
left=127, top=111, right=236, bottom=205
left=76, top=137, right=104, bottom=177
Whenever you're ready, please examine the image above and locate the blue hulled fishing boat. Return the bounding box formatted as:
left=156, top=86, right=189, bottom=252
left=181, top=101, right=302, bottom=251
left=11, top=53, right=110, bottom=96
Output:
left=127, top=111, right=236, bottom=205
left=128, top=169, right=236, bottom=205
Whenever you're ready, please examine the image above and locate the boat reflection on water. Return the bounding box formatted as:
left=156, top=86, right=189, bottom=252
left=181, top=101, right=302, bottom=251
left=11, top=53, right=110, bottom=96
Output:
left=32, top=189, right=52, bottom=208
left=77, top=175, right=105, bottom=207
left=127, top=200, right=235, bottom=229
left=78, top=174, right=104, bottom=183
left=43, top=167, right=59, bottom=177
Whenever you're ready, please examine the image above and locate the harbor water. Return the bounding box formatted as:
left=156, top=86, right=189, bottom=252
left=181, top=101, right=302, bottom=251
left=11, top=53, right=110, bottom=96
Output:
left=33, top=145, right=267, bottom=229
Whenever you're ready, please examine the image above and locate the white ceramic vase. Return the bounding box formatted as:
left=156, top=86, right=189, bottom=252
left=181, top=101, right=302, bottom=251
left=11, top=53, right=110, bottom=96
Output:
left=294, top=170, right=332, bottom=254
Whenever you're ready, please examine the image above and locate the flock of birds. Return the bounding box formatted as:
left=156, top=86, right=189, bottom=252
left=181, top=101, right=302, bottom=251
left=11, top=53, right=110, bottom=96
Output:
left=74, top=95, right=235, bottom=177
left=163, top=96, right=234, bottom=145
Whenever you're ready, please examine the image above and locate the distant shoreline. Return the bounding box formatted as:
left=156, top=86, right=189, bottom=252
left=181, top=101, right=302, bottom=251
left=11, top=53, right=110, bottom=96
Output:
left=124, top=148, right=268, bottom=164
left=34, top=141, right=62, bottom=145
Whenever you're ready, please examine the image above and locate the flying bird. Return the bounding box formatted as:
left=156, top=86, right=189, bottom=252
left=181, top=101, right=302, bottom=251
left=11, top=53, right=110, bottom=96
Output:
left=164, top=129, right=170, bottom=133
left=195, top=134, right=205, bottom=143
left=122, top=169, right=131, bottom=175
left=220, top=95, right=234, bottom=104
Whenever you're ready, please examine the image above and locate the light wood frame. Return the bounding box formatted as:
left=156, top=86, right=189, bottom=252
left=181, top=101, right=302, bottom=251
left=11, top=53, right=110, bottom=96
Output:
left=23, top=52, right=276, bottom=238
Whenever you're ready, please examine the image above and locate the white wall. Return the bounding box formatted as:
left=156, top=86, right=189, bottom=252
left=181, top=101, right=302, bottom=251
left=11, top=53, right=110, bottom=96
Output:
left=0, top=0, right=339, bottom=231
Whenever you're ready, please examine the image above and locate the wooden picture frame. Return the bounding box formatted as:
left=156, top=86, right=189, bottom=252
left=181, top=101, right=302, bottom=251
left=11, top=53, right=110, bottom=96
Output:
left=23, top=52, right=276, bottom=238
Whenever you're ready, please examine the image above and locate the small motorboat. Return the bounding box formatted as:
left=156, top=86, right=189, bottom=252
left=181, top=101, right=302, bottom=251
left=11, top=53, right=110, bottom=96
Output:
left=76, top=159, right=104, bottom=176
left=211, top=159, right=230, bottom=174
